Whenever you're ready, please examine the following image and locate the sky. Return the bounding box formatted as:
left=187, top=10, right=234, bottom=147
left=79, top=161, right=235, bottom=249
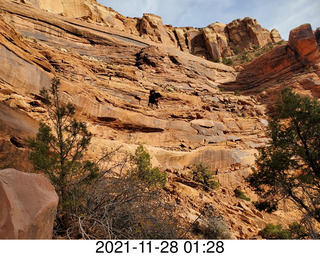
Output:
left=97, top=0, right=319, bottom=40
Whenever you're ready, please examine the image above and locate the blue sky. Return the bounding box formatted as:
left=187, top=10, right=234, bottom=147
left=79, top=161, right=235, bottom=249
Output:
left=97, top=0, right=319, bottom=40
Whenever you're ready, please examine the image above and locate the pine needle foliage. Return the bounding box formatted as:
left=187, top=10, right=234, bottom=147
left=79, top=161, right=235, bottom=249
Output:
left=29, top=77, right=99, bottom=230
left=248, top=88, right=320, bottom=238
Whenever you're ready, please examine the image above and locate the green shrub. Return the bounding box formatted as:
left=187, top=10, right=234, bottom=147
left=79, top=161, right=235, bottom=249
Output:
left=259, top=222, right=306, bottom=239
left=222, top=58, right=233, bottom=66
left=259, top=223, right=291, bottom=239
left=241, top=54, right=249, bottom=62
left=192, top=163, right=219, bottom=190
left=255, top=51, right=262, bottom=57
left=234, top=188, right=250, bottom=201
left=131, top=144, right=167, bottom=188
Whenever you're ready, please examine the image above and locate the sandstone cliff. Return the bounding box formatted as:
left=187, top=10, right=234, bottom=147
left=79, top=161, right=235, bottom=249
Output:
left=0, top=0, right=319, bottom=239
left=15, top=0, right=281, bottom=60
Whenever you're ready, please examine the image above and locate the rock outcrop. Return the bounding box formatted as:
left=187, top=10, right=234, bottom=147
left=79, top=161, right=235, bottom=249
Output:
left=13, top=0, right=281, bottom=61
left=140, top=13, right=177, bottom=46
left=237, top=23, right=320, bottom=89
left=0, top=169, right=58, bottom=239
left=0, top=0, right=318, bottom=239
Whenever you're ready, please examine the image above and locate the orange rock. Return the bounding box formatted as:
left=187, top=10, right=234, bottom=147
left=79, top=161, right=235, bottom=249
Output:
left=0, top=169, right=58, bottom=239
left=289, top=23, right=320, bottom=62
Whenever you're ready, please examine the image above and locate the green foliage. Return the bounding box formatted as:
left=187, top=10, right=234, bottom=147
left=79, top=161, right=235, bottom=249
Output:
left=259, top=222, right=307, bottom=239
left=234, top=47, right=240, bottom=55
left=259, top=223, right=291, bottom=239
left=222, top=58, right=233, bottom=66
left=131, top=144, right=167, bottom=188
left=241, top=54, right=249, bottom=62
left=234, top=188, right=250, bottom=201
left=255, top=51, right=262, bottom=57
left=192, top=163, right=219, bottom=190
left=248, top=87, right=320, bottom=238
left=29, top=78, right=99, bottom=229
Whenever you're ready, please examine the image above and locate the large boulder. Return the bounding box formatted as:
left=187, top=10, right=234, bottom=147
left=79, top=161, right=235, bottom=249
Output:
left=289, top=23, right=320, bottom=62
left=0, top=169, right=58, bottom=239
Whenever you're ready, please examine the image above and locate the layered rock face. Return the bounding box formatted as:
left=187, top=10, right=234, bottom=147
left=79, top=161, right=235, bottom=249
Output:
left=0, top=169, right=58, bottom=239
left=237, top=23, right=320, bottom=90
left=0, top=0, right=318, bottom=239
left=15, top=0, right=281, bottom=60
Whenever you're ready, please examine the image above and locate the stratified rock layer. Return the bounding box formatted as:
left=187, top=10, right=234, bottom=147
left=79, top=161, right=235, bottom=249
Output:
left=0, top=168, right=58, bottom=239
left=15, top=0, right=281, bottom=60
left=0, top=0, right=319, bottom=239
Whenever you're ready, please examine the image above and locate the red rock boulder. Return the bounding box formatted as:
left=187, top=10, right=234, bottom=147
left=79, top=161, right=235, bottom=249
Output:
left=289, top=23, right=320, bottom=62
left=0, top=168, right=58, bottom=239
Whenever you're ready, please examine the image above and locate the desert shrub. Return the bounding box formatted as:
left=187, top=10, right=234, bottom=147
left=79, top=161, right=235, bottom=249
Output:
left=222, top=58, right=233, bottom=66
left=192, top=205, right=232, bottom=239
left=131, top=144, right=167, bottom=188
left=241, top=54, right=249, bottom=62
left=192, top=163, right=219, bottom=190
left=259, top=223, right=291, bottom=239
left=234, top=188, right=250, bottom=201
left=66, top=173, right=181, bottom=239
left=259, top=222, right=307, bottom=239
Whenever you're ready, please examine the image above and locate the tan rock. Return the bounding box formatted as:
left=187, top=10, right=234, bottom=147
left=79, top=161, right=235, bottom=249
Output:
left=0, top=168, right=58, bottom=239
left=270, top=29, right=282, bottom=43
left=227, top=17, right=272, bottom=51
left=140, top=13, right=177, bottom=47
left=175, top=27, right=190, bottom=52
left=203, top=23, right=231, bottom=59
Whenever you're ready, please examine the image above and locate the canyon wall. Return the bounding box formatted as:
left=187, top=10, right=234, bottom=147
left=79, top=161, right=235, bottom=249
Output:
left=16, top=0, right=281, bottom=60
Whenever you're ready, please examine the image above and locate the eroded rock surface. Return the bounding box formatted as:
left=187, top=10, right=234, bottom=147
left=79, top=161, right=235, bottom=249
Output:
left=0, top=168, right=58, bottom=239
left=14, top=0, right=280, bottom=60
left=0, top=0, right=319, bottom=239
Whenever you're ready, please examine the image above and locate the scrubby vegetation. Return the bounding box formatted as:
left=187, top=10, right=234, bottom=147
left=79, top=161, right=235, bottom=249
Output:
left=28, top=78, right=231, bottom=239
left=191, top=163, right=219, bottom=190
left=234, top=188, right=250, bottom=201
left=249, top=88, right=320, bottom=238
left=259, top=222, right=306, bottom=239
left=29, top=77, right=100, bottom=232
left=130, top=144, right=167, bottom=188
